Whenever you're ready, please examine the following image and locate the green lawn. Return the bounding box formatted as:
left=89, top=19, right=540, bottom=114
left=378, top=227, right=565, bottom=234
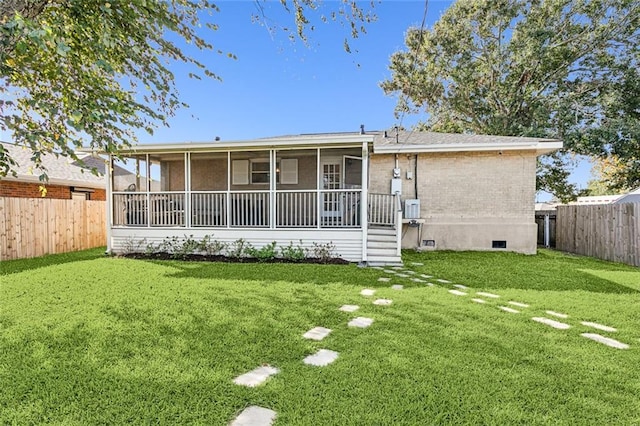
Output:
left=1, top=248, right=639, bottom=425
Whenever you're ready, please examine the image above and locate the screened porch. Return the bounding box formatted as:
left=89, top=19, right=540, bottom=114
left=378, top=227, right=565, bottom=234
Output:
left=110, top=147, right=370, bottom=229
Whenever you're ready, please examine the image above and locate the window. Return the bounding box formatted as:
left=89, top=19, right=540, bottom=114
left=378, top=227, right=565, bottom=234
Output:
left=251, top=160, right=270, bottom=184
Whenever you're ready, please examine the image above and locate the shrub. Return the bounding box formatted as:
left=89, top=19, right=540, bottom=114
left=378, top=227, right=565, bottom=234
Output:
left=280, top=240, right=307, bottom=262
left=199, top=234, right=227, bottom=256
left=311, top=241, right=337, bottom=263
left=246, top=241, right=278, bottom=262
left=227, top=238, right=252, bottom=258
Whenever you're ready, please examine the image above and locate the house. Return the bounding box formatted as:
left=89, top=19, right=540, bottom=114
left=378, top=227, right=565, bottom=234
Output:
left=613, top=187, right=640, bottom=204
left=93, top=130, right=562, bottom=264
left=0, top=141, right=106, bottom=200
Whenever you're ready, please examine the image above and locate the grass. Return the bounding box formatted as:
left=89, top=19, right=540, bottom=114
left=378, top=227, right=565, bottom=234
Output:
left=1, top=248, right=639, bottom=425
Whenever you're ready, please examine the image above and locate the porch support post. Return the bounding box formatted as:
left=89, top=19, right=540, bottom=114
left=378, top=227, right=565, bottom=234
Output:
left=316, top=147, right=321, bottom=230
left=185, top=152, right=190, bottom=228
left=105, top=155, right=113, bottom=254
left=361, top=141, right=369, bottom=263
left=270, top=149, right=276, bottom=229
left=226, top=151, right=230, bottom=229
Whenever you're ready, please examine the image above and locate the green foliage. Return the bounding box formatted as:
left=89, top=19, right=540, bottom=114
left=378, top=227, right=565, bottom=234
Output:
left=0, top=1, right=375, bottom=181
left=245, top=241, right=278, bottom=262
left=311, top=241, right=337, bottom=263
left=227, top=238, right=251, bottom=259
left=1, top=248, right=639, bottom=424
left=382, top=0, right=640, bottom=200
left=280, top=240, right=308, bottom=262
left=198, top=234, right=227, bottom=256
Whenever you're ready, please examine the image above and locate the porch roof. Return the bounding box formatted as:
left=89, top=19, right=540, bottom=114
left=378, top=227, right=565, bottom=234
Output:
left=93, top=132, right=374, bottom=155
left=372, top=131, right=562, bottom=156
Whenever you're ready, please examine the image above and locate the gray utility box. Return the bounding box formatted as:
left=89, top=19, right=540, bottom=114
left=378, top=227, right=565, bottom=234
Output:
left=404, top=199, right=420, bottom=219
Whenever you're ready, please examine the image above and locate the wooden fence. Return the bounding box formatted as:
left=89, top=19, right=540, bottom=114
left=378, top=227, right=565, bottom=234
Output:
left=0, top=197, right=106, bottom=261
left=556, top=203, right=640, bottom=267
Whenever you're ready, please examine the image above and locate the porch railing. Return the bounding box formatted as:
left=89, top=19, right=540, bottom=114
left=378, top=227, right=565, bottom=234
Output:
left=368, top=193, right=397, bottom=226
left=277, top=191, right=317, bottom=227
left=113, top=190, right=362, bottom=228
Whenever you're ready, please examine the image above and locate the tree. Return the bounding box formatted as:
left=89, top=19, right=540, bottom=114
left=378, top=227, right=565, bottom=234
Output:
left=0, top=0, right=375, bottom=181
left=381, top=0, right=640, bottom=201
left=586, top=156, right=635, bottom=195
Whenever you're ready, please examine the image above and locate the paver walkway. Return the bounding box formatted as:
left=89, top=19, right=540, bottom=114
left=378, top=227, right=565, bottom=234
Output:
left=304, top=349, right=339, bottom=366
left=532, top=317, right=571, bottom=330
left=234, top=366, right=279, bottom=387
left=230, top=406, right=277, bottom=426
left=581, top=333, right=629, bottom=349
left=303, top=327, right=332, bottom=341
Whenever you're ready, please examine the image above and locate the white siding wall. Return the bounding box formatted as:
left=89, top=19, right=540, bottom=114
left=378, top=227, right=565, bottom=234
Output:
left=110, top=228, right=363, bottom=262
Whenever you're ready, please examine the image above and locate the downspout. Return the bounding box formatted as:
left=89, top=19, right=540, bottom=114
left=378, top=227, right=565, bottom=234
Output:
left=105, top=155, right=113, bottom=254
left=361, top=141, right=369, bottom=263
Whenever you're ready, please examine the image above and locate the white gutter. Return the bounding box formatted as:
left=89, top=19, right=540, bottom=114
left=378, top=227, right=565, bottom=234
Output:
left=2, top=174, right=105, bottom=189
left=373, top=141, right=563, bottom=156
left=78, top=134, right=375, bottom=155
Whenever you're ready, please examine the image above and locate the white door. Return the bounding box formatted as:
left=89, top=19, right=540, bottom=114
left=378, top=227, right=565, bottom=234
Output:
left=321, top=160, right=342, bottom=222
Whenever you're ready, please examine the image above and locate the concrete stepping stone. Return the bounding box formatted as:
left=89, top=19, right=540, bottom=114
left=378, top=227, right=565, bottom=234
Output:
left=303, top=349, right=339, bottom=366
left=499, top=306, right=520, bottom=314
left=378, top=277, right=391, bottom=282
left=383, top=269, right=396, bottom=274
left=449, top=289, right=467, bottom=296
left=339, top=304, right=359, bottom=312
left=371, top=266, right=384, bottom=270
left=233, top=365, right=279, bottom=387
left=405, top=270, right=416, bottom=275
left=509, top=301, right=529, bottom=308
left=348, top=317, right=374, bottom=328
left=361, top=289, right=376, bottom=296
left=425, top=282, right=435, bottom=287
left=436, top=279, right=451, bottom=283
left=420, top=274, right=433, bottom=278
left=230, top=406, right=277, bottom=426
left=471, top=298, right=486, bottom=304
left=373, top=299, right=393, bottom=306
left=453, top=284, right=468, bottom=289
left=391, top=284, right=404, bottom=290
left=303, top=326, right=332, bottom=341
left=546, top=310, right=568, bottom=319
left=396, top=273, right=409, bottom=278
left=411, top=262, right=424, bottom=266
left=411, top=278, right=426, bottom=283
left=532, top=317, right=571, bottom=330
left=581, top=333, right=629, bottom=349
left=392, top=266, right=405, bottom=270
left=581, top=321, right=617, bottom=332
left=476, top=292, right=500, bottom=299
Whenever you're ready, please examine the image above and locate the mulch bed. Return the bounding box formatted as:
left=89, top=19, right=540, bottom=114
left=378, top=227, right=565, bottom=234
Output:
left=119, top=253, right=350, bottom=264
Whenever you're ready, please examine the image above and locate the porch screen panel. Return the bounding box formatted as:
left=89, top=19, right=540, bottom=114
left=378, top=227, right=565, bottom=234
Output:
left=230, top=192, right=269, bottom=227
left=111, top=155, right=149, bottom=226
left=148, top=153, right=186, bottom=227
left=191, top=192, right=226, bottom=227
left=276, top=149, right=317, bottom=227
left=276, top=191, right=317, bottom=227
left=190, top=153, right=228, bottom=191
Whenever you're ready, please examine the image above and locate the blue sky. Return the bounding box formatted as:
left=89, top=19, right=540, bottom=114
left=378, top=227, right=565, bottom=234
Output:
left=146, top=1, right=443, bottom=142
left=0, top=0, right=591, bottom=199
left=144, top=0, right=591, bottom=201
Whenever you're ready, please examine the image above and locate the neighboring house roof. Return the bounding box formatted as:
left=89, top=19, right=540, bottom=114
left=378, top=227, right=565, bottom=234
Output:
left=571, top=194, right=624, bottom=205
left=1, top=142, right=105, bottom=189
left=373, top=130, right=562, bottom=155
left=613, top=187, right=640, bottom=204
left=80, top=129, right=562, bottom=156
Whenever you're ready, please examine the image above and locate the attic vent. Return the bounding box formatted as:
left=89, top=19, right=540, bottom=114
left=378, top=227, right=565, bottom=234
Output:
left=492, top=240, right=507, bottom=249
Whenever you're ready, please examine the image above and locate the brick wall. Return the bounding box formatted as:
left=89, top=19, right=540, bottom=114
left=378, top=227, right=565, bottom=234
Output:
left=369, top=150, right=538, bottom=253
left=0, top=180, right=105, bottom=200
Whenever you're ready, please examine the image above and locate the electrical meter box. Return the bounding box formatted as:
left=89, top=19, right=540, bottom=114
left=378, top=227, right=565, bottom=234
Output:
left=391, top=178, right=402, bottom=194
